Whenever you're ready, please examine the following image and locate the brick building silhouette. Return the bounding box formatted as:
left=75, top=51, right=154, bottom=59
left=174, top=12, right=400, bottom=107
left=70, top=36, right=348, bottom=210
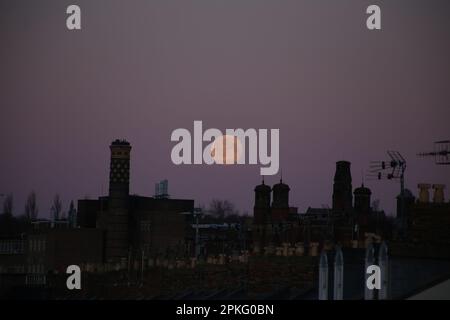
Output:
left=77, top=139, right=194, bottom=264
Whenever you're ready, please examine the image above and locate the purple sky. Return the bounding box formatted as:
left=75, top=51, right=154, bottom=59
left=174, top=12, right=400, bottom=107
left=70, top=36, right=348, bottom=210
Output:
left=1, top=0, right=449, bottom=217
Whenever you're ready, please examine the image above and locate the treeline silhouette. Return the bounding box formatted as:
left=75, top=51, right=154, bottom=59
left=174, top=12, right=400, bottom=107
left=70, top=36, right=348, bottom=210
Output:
left=0, top=192, right=76, bottom=236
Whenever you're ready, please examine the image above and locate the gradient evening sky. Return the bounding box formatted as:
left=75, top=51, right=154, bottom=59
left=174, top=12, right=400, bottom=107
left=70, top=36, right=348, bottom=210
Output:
left=1, top=0, right=449, bottom=217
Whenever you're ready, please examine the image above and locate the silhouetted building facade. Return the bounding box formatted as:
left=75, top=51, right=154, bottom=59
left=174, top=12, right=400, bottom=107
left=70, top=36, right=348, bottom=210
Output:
left=354, top=184, right=371, bottom=215
left=253, top=180, right=271, bottom=225
left=78, top=139, right=194, bottom=264
left=408, top=184, right=450, bottom=258
left=332, top=161, right=353, bottom=213
left=252, top=178, right=299, bottom=252
left=271, top=179, right=290, bottom=221
left=252, top=161, right=390, bottom=250
left=354, top=184, right=371, bottom=229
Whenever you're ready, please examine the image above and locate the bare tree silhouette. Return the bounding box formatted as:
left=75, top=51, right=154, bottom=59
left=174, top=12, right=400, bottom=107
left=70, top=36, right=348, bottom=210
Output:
left=51, top=194, right=62, bottom=221
left=208, top=199, right=238, bottom=219
left=2, top=194, right=13, bottom=217
left=24, top=191, right=38, bottom=221
left=68, top=200, right=77, bottom=227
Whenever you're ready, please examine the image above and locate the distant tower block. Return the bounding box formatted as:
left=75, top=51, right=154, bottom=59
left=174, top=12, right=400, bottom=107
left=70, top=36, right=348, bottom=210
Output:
left=333, top=161, right=353, bottom=212
left=155, top=179, right=169, bottom=199
left=107, top=139, right=132, bottom=262
left=418, top=183, right=431, bottom=203
left=432, top=184, right=445, bottom=203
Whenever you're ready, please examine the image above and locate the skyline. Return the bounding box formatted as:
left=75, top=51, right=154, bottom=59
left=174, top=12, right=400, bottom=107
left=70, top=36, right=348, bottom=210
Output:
left=1, top=0, right=450, bottom=217
left=0, top=136, right=447, bottom=218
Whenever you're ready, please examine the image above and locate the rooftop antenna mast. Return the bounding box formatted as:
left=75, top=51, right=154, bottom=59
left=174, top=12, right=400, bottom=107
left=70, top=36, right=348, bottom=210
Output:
left=417, top=140, right=450, bottom=165
left=367, top=151, right=407, bottom=230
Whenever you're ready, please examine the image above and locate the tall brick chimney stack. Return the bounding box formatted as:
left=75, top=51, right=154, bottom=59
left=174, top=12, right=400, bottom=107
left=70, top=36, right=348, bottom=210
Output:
left=106, top=139, right=132, bottom=263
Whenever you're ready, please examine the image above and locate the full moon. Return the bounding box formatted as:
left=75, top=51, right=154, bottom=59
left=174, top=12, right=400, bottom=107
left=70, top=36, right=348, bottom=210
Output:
left=210, top=135, right=243, bottom=165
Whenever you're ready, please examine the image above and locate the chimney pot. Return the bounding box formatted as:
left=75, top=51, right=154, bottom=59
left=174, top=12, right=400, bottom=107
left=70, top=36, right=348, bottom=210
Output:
left=418, top=183, right=431, bottom=203
left=432, top=184, right=445, bottom=204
